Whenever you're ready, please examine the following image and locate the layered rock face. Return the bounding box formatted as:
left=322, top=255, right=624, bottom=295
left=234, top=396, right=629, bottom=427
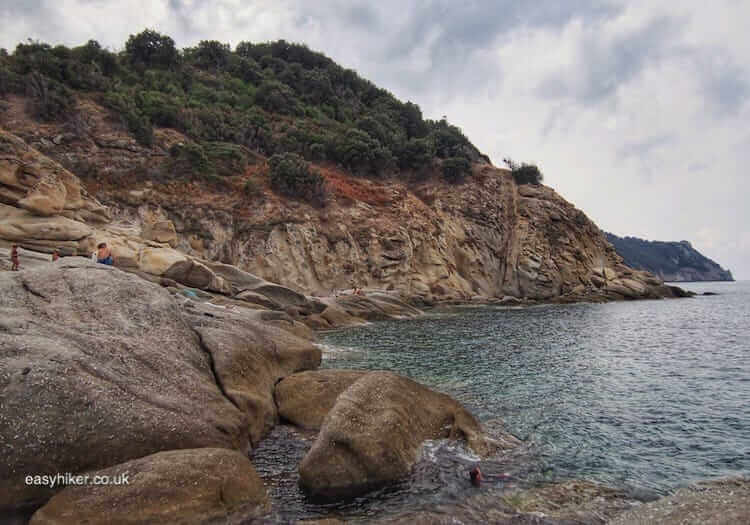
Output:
left=0, top=123, right=676, bottom=305
left=0, top=129, right=109, bottom=256
left=106, top=164, right=674, bottom=304
left=0, top=129, right=425, bottom=331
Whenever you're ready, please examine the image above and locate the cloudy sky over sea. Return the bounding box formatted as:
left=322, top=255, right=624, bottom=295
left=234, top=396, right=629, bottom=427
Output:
left=2, top=0, right=748, bottom=278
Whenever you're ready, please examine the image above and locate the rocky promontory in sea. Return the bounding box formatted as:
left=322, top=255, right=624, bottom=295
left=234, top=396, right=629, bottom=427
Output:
left=605, top=233, right=734, bottom=282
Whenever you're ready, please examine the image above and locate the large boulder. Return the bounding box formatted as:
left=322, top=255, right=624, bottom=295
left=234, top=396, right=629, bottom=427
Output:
left=30, top=448, right=269, bottom=524
left=164, top=258, right=232, bottom=294
left=203, top=260, right=265, bottom=293
left=275, top=369, right=368, bottom=429
left=0, top=259, right=249, bottom=513
left=191, top=318, right=322, bottom=446
left=235, top=289, right=282, bottom=310
left=298, top=371, right=497, bottom=500
left=252, top=282, right=310, bottom=309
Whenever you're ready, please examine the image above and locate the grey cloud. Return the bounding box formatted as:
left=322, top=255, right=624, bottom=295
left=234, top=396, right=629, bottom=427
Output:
left=617, top=134, right=674, bottom=160
left=698, top=53, right=749, bottom=115
left=536, top=15, right=685, bottom=103
left=687, top=161, right=709, bottom=173
left=342, top=4, right=381, bottom=29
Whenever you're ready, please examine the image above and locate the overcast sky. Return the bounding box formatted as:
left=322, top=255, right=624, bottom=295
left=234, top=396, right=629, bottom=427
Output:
left=2, top=0, right=748, bottom=278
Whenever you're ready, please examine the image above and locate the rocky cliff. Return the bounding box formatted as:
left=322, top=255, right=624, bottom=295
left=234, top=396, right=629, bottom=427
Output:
left=606, top=232, right=734, bottom=282
left=0, top=115, right=682, bottom=305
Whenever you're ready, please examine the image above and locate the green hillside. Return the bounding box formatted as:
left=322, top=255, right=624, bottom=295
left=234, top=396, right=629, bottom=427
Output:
left=0, top=30, right=485, bottom=184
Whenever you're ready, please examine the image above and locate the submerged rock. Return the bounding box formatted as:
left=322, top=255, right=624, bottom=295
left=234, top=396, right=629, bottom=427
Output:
left=328, top=293, right=422, bottom=322
left=608, top=477, right=750, bottom=525
left=29, top=448, right=269, bottom=524
left=372, top=479, right=640, bottom=524
left=298, top=371, right=508, bottom=501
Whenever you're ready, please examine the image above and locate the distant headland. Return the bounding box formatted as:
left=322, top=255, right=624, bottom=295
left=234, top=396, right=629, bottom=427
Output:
left=605, top=233, right=734, bottom=282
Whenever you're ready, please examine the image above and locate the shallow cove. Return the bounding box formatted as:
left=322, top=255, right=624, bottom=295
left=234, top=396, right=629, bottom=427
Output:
left=253, top=281, right=750, bottom=522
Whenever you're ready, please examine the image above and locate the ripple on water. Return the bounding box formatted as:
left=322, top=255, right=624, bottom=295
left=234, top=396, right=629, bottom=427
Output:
left=253, top=282, right=750, bottom=522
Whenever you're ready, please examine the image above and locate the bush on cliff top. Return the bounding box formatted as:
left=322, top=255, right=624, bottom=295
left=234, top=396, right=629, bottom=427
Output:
left=503, top=158, right=544, bottom=185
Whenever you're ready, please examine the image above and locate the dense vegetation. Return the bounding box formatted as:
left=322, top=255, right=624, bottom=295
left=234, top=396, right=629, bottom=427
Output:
left=605, top=233, right=734, bottom=281
left=503, top=158, right=543, bottom=185
left=0, top=31, right=485, bottom=198
left=268, top=152, right=326, bottom=206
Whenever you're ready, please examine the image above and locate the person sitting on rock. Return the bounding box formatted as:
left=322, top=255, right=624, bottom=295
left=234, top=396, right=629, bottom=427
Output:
left=96, top=242, right=114, bottom=266
left=10, top=244, right=20, bottom=271
left=52, top=249, right=60, bottom=262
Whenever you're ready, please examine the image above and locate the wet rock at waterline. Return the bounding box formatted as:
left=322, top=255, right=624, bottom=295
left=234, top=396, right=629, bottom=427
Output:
left=372, top=479, right=640, bottom=524
left=298, top=371, right=517, bottom=501
left=30, top=448, right=269, bottom=525
left=608, top=477, right=750, bottom=525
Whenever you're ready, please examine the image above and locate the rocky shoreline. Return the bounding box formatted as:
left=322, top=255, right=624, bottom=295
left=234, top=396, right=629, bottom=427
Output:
left=3, top=259, right=743, bottom=525
left=0, top=259, right=503, bottom=523
left=2, top=127, right=741, bottom=524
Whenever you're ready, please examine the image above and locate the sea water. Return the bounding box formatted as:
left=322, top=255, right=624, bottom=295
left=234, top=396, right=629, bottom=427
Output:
left=253, top=281, right=750, bottom=522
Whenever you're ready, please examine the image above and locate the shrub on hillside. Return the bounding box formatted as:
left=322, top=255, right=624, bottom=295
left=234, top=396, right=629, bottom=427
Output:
left=137, top=90, right=181, bottom=128
left=169, top=142, right=210, bottom=176
left=503, top=158, right=544, bottom=185
left=100, top=91, right=153, bottom=146
left=268, top=152, right=326, bottom=205
left=330, top=128, right=392, bottom=175
left=430, top=119, right=472, bottom=159
left=25, top=72, right=74, bottom=121
left=441, top=157, right=471, bottom=183
left=254, top=80, right=300, bottom=115
left=188, top=40, right=231, bottom=72
left=203, top=142, right=248, bottom=177
left=396, top=137, right=434, bottom=170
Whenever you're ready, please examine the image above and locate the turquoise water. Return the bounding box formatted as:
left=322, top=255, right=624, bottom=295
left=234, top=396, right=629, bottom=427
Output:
left=253, top=282, right=749, bottom=522
left=320, top=282, right=749, bottom=494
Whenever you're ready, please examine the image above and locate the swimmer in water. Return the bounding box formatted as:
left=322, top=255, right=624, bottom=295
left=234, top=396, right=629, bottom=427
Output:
left=469, top=466, right=483, bottom=487
left=470, top=466, right=511, bottom=487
